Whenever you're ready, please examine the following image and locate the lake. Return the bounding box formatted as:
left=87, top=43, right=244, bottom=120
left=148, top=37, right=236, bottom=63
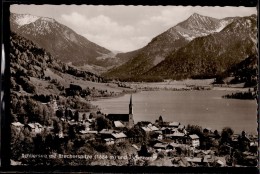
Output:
left=92, top=90, right=257, bottom=134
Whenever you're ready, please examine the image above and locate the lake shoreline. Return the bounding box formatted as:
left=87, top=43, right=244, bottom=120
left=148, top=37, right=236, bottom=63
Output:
left=91, top=89, right=257, bottom=134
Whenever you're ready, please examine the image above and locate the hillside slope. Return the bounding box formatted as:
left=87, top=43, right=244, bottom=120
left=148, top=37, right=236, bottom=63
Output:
left=104, top=13, right=234, bottom=80
left=10, top=13, right=124, bottom=67
left=146, top=15, right=257, bottom=80
left=9, top=32, right=128, bottom=98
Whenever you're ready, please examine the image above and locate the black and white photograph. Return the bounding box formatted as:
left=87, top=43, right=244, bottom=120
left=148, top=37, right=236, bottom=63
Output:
left=4, top=4, right=258, bottom=168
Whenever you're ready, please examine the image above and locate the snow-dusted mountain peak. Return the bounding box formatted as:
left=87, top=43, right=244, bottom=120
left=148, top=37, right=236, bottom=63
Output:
left=11, top=13, right=40, bottom=27
left=190, top=13, right=203, bottom=18
left=40, top=17, right=56, bottom=23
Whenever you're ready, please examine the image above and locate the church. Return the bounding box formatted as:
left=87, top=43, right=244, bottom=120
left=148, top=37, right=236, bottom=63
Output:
left=106, top=94, right=134, bottom=128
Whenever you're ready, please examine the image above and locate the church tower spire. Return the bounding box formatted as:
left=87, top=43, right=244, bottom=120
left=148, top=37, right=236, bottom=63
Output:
left=129, top=94, right=133, bottom=115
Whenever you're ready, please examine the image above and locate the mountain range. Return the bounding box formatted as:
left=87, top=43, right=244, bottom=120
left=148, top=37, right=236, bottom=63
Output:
left=10, top=13, right=126, bottom=68
left=10, top=12, right=257, bottom=82
left=145, top=15, right=257, bottom=79
left=105, top=14, right=257, bottom=81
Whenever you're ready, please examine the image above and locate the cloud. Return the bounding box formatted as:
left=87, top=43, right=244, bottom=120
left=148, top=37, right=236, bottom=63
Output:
left=59, top=7, right=256, bottom=52
left=83, top=34, right=150, bottom=52
left=140, top=7, right=191, bottom=28
left=60, top=9, right=191, bottom=52
left=61, top=12, right=138, bottom=52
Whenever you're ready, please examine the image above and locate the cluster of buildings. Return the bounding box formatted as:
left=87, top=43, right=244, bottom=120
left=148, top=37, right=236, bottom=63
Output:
left=11, top=95, right=258, bottom=167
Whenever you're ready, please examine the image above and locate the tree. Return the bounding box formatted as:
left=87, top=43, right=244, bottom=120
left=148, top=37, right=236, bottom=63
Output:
left=127, top=125, right=147, bottom=143
left=74, top=111, right=79, bottom=122
left=187, top=125, right=203, bottom=138
left=68, top=109, right=73, bottom=120
left=42, top=105, right=50, bottom=125
left=82, top=114, right=86, bottom=121
left=53, top=119, right=63, bottom=134
left=214, top=130, right=221, bottom=139
left=21, top=137, right=34, bottom=155
left=95, top=116, right=112, bottom=131
left=221, top=127, right=234, bottom=145
left=138, top=144, right=151, bottom=157
left=89, top=112, right=97, bottom=119
left=10, top=111, right=18, bottom=122
left=238, top=131, right=250, bottom=152
left=45, top=133, right=54, bottom=152
left=10, top=126, right=25, bottom=160
left=56, top=109, right=64, bottom=118
left=65, top=108, right=69, bottom=120
left=159, top=115, right=163, bottom=123
left=24, top=98, right=39, bottom=122
left=149, top=131, right=159, bottom=140
left=16, top=100, right=26, bottom=115
left=68, top=125, right=76, bottom=140
left=33, top=134, right=44, bottom=154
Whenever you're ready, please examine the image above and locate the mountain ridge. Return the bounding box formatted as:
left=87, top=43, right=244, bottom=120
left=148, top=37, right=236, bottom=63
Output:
left=145, top=15, right=257, bottom=80
left=10, top=13, right=126, bottom=68
left=104, top=13, right=236, bottom=80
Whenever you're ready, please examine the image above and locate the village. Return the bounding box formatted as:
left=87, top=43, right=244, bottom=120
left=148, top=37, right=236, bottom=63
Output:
left=11, top=95, right=258, bottom=167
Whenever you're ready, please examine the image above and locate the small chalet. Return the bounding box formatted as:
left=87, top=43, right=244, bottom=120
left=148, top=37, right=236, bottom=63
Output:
left=83, top=122, right=92, bottom=131
left=148, top=124, right=159, bottom=131
left=202, top=155, right=215, bottom=166
left=78, top=112, right=89, bottom=122
left=157, top=134, right=163, bottom=140
left=26, top=123, right=43, bottom=134
left=86, top=119, right=94, bottom=123
left=103, top=138, right=115, bottom=145
left=153, top=143, right=173, bottom=150
left=113, top=121, right=125, bottom=128
left=165, top=132, right=185, bottom=143
left=231, top=134, right=240, bottom=146
left=79, top=130, right=98, bottom=134
left=150, top=139, right=163, bottom=147
left=99, top=129, right=116, bottom=139
left=57, top=131, right=64, bottom=138
left=168, top=122, right=180, bottom=128
left=185, top=157, right=202, bottom=165
left=142, top=126, right=152, bottom=132
left=178, top=125, right=185, bottom=131
left=161, top=127, right=174, bottom=134
left=11, top=122, right=24, bottom=131
left=203, top=127, right=212, bottom=132
left=188, top=134, right=200, bottom=147
left=132, top=144, right=140, bottom=150
left=111, top=132, right=127, bottom=143
left=142, top=124, right=159, bottom=132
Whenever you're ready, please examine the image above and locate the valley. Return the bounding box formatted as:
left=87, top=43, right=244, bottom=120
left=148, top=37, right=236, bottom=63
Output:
left=8, top=9, right=257, bottom=167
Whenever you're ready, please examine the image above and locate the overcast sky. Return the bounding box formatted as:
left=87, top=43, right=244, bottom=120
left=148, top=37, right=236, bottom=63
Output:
left=10, top=5, right=256, bottom=52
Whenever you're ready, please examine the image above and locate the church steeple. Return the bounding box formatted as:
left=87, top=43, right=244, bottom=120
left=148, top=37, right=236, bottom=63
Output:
left=129, top=94, right=133, bottom=115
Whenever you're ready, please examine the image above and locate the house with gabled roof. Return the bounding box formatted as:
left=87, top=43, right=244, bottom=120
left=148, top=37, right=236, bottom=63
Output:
left=111, top=132, right=127, bottom=143
left=161, top=127, right=174, bottom=134
left=148, top=124, right=159, bottom=131
left=103, top=138, right=115, bottom=145
left=185, top=157, right=203, bottom=165
left=79, top=130, right=98, bottom=134
left=99, top=129, right=116, bottom=139
left=165, top=132, right=186, bottom=143
left=142, top=126, right=152, bottom=132
left=168, top=122, right=180, bottom=128
left=11, top=122, right=24, bottom=131
left=153, top=143, right=173, bottom=150
left=114, top=121, right=125, bottom=128
left=26, top=122, right=43, bottom=134
left=178, top=125, right=185, bottom=131
left=188, top=134, right=200, bottom=147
